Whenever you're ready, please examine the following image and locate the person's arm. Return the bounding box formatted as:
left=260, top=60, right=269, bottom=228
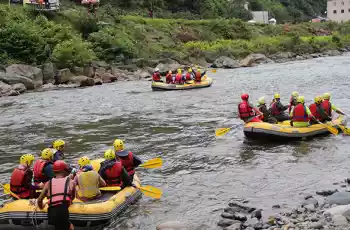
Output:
left=120, top=167, right=131, bottom=188
left=289, top=107, right=294, bottom=118
left=37, top=183, right=49, bottom=209
left=133, top=155, right=142, bottom=168
left=98, top=175, right=106, bottom=187
left=332, top=104, right=345, bottom=115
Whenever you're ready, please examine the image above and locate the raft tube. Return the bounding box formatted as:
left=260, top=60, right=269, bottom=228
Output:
left=0, top=159, right=142, bottom=228
left=151, top=76, right=213, bottom=91
left=244, top=116, right=346, bottom=141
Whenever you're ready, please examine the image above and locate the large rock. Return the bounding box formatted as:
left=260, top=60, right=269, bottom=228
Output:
left=55, top=69, right=74, bottom=84
left=100, top=73, right=118, bottom=83
left=94, top=76, right=103, bottom=85
left=239, top=53, right=274, bottom=67
left=69, top=76, right=95, bottom=87
left=269, top=52, right=295, bottom=63
left=91, top=61, right=109, bottom=69
left=0, top=72, right=35, bottom=90
left=132, top=58, right=159, bottom=68
left=155, top=63, right=183, bottom=75
left=212, top=56, right=240, bottom=68
left=5, top=64, right=43, bottom=89
left=11, top=83, right=26, bottom=93
left=156, top=221, right=186, bottom=230
left=135, top=70, right=152, bottom=80
left=323, top=50, right=342, bottom=56
left=0, top=81, right=17, bottom=96
left=83, top=66, right=95, bottom=78
left=42, top=62, right=55, bottom=84
left=326, top=192, right=350, bottom=205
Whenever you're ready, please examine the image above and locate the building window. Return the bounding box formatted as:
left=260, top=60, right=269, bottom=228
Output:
left=342, top=9, right=345, bottom=13
left=334, top=10, right=337, bottom=14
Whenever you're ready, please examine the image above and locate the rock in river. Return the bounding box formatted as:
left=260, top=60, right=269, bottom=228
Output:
left=239, top=53, right=274, bottom=67
left=5, top=64, right=43, bottom=89
left=221, top=212, right=235, bottom=219
left=316, top=189, right=338, bottom=196
left=156, top=221, right=186, bottom=230
left=218, top=219, right=241, bottom=227
left=224, top=222, right=242, bottom=230
left=212, top=56, right=240, bottom=69
left=326, top=192, right=350, bottom=205
left=309, top=221, right=324, bottom=229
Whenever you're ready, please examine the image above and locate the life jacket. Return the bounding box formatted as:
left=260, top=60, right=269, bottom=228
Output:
left=270, top=101, right=281, bottom=116
left=77, top=171, right=100, bottom=199
left=48, top=177, right=73, bottom=207
left=175, top=73, right=183, bottom=84
left=166, top=74, right=173, bottom=84
left=119, top=152, right=135, bottom=176
left=33, top=159, right=52, bottom=185
left=309, top=103, right=321, bottom=120
left=152, top=72, right=161, bottom=81
left=185, top=72, right=192, bottom=81
left=195, top=71, right=201, bottom=82
left=292, top=104, right=309, bottom=122
left=238, top=101, right=255, bottom=119
left=321, top=100, right=332, bottom=116
left=103, top=161, right=123, bottom=186
left=10, top=166, right=31, bottom=199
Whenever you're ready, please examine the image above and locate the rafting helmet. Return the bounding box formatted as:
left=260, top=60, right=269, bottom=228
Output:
left=78, top=156, right=90, bottom=168
left=113, top=139, right=125, bottom=151
left=168, top=70, right=172, bottom=74
left=292, top=91, right=299, bottom=97
left=188, top=68, right=192, bottom=72
left=274, top=93, right=280, bottom=99
left=154, top=68, right=159, bottom=72
left=53, top=139, right=65, bottom=151
left=241, top=93, right=249, bottom=101
left=314, top=96, right=322, bottom=104
left=41, top=148, right=54, bottom=161
left=53, top=160, right=69, bottom=172
left=258, top=97, right=265, bottom=105
left=104, top=149, right=115, bottom=160
left=323, top=92, right=331, bottom=100
left=20, top=154, right=35, bottom=166
left=177, top=68, right=182, bottom=73
left=297, top=96, right=305, bottom=104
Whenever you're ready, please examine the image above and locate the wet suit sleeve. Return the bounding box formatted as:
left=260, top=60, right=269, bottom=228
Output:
left=121, top=167, right=132, bottom=188
left=133, top=155, right=142, bottom=168
left=277, top=101, right=288, bottom=111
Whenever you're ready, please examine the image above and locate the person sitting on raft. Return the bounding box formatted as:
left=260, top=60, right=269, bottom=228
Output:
left=309, top=96, right=331, bottom=124
left=33, top=148, right=55, bottom=187
left=257, top=97, right=277, bottom=124
left=10, top=154, right=40, bottom=199
left=321, top=93, right=345, bottom=120
left=74, top=156, right=106, bottom=201
left=165, top=71, right=173, bottom=84
left=290, top=96, right=317, bottom=127
left=288, top=91, right=299, bottom=114
left=238, top=93, right=263, bottom=123
left=98, top=149, right=132, bottom=188
left=152, top=68, right=162, bottom=82
left=193, top=68, right=206, bottom=82
left=113, top=139, right=142, bottom=181
left=174, top=69, right=184, bottom=84
left=185, top=68, right=194, bottom=81
left=270, top=93, right=289, bottom=122
left=51, top=139, right=66, bottom=162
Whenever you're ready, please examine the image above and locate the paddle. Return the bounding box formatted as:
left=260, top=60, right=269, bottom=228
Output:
left=215, top=127, right=233, bottom=137
left=139, top=158, right=162, bottom=169
left=99, top=185, right=162, bottom=199
left=1, top=183, right=20, bottom=200
left=211, top=69, right=217, bottom=73
left=317, top=121, right=338, bottom=135
left=339, top=125, right=350, bottom=135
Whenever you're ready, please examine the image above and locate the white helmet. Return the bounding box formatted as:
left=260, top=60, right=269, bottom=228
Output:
left=154, top=68, right=159, bottom=72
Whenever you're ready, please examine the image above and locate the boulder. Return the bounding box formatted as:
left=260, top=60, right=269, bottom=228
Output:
left=55, top=69, right=74, bottom=84
left=11, top=83, right=26, bottom=93
left=323, top=50, right=342, bottom=56
left=42, top=62, right=55, bottom=84
left=155, top=63, right=183, bottom=75
left=69, top=76, right=95, bottom=87
left=239, top=53, right=274, bottom=67
left=136, top=70, right=152, bottom=80
left=91, top=61, right=109, bottom=69
left=224, top=222, right=242, bottom=230
left=83, top=66, right=95, bottom=78
left=115, top=64, right=138, bottom=72
left=212, top=56, right=240, bottom=68
left=0, top=72, right=35, bottom=90
left=5, top=64, right=43, bottom=89
left=158, top=58, right=179, bottom=65
left=156, top=221, right=186, bottom=230
left=269, top=52, right=295, bottom=63
left=326, top=192, right=350, bottom=205
left=100, top=73, right=118, bottom=83
left=0, top=81, right=17, bottom=96
left=94, top=76, right=103, bottom=85
left=132, top=58, right=159, bottom=68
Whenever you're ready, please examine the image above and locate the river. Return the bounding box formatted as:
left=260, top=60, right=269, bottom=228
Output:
left=1, top=54, right=350, bottom=230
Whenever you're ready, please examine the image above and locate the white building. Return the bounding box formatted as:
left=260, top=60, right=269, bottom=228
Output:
left=327, top=0, right=350, bottom=22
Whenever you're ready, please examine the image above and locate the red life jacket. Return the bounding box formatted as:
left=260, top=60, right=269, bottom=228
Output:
left=238, top=101, right=255, bottom=119
left=120, top=152, right=135, bottom=176
left=270, top=102, right=281, bottom=116
left=185, top=72, right=191, bottom=81
left=152, top=72, right=161, bottom=81
left=166, top=74, right=173, bottom=84
left=48, top=177, right=73, bottom=207
left=321, top=100, right=332, bottom=116
left=10, top=166, right=31, bottom=199
left=195, top=72, right=201, bottom=81
left=104, top=161, right=123, bottom=186
left=309, top=103, right=321, bottom=120
left=175, top=73, right=183, bottom=83
left=292, top=104, right=309, bottom=122
left=33, top=159, right=51, bottom=185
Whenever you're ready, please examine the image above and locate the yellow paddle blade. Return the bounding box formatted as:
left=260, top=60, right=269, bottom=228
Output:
left=319, top=123, right=338, bottom=135
left=186, top=80, right=194, bottom=84
left=99, top=186, right=121, bottom=191
left=1, top=183, right=20, bottom=199
left=139, top=158, right=162, bottom=169
left=137, top=185, right=162, bottom=199
left=211, top=69, right=217, bottom=73
left=215, top=128, right=232, bottom=137
left=339, top=125, right=350, bottom=135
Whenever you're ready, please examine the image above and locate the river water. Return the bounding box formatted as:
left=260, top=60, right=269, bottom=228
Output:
left=1, top=55, right=350, bottom=230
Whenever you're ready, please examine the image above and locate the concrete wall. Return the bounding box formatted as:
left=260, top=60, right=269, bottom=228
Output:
left=327, top=0, right=350, bottom=22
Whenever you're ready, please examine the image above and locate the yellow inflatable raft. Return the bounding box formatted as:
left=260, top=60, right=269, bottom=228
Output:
left=0, top=159, right=142, bottom=228
left=151, top=76, right=213, bottom=91
left=244, top=116, right=346, bottom=141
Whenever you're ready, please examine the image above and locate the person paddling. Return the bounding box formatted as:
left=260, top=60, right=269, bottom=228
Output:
left=238, top=93, right=263, bottom=123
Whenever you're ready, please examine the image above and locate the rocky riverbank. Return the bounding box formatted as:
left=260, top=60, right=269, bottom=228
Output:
left=217, top=179, right=350, bottom=230
left=0, top=49, right=347, bottom=98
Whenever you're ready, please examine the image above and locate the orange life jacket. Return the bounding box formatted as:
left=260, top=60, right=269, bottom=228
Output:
left=33, top=159, right=52, bottom=185
left=10, top=166, right=31, bottom=199
left=321, top=100, right=332, bottom=116
left=119, top=152, right=135, bottom=176
left=48, top=177, right=73, bottom=207
left=292, top=104, right=309, bottom=122
left=238, top=101, right=255, bottom=119
left=103, top=161, right=123, bottom=186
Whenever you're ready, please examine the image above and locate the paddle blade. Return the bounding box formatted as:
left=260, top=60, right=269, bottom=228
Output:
left=2, top=184, right=10, bottom=194
left=211, top=69, right=217, bottom=73
left=339, top=125, right=350, bottom=135
left=99, top=186, right=121, bottom=191
left=137, top=185, right=162, bottom=199
left=140, top=158, right=162, bottom=169
left=215, top=128, right=231, bottom=137
left=320, top=123, right=338, bottom=135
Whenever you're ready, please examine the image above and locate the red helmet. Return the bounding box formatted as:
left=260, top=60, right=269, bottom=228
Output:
left=53, top=160, right=69, bottom=172
left=241, top=93, right=249, bottom=101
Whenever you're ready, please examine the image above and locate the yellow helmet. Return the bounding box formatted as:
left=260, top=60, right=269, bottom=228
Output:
left=297, top=96, right=305, bottom=103
left=20, top=154, right=35, bottom=166
left=197, top=68, right=201, bottom=72
left=53, top=139, right=65, bottom=150
left=292, top=91, right=299, bottom=97
left=314, top=96, right=322, bottom=104
left=258, top=96, right=265, bottom=105
left=188, top=68, right=192, bottom=72
left=113, top=139, right=125, bottom=151
left=41, top=148, right=54, bottom=160
left=177, top=68, right=182, bottom=73
left=274, top=93, right=280, bottom=99
left=78, top=156, right=90, bottom=168
left=323, top=92, right=331, bottom=100
left=104, top=149, right=115, bottom=160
